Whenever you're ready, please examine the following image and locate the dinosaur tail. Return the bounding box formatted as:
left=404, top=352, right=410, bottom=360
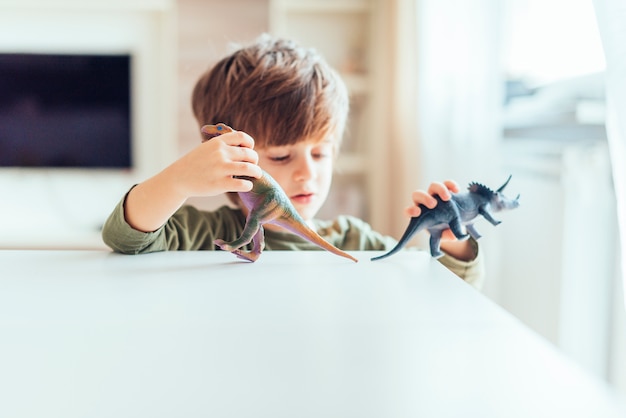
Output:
left=278, top=220, right=358, bottom=263
left=371, top=216, right=424, bottom=261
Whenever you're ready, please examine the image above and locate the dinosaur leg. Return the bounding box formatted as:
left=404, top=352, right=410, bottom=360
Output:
left=428, top=229, right=445, bottom=258
left=214, top=216, right=261, bottom=261
left=479, top=207, right=501, bottom=226
left=448, top=218, right=470, bottom=241
left=229, top=226, right=265, bottom=262
left=466, top=223, right=482, bottom=240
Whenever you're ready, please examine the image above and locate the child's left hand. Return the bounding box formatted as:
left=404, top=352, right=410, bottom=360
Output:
left=405, top=180, right=477, bottom=261
left=405, top=180, right=459, bottom=242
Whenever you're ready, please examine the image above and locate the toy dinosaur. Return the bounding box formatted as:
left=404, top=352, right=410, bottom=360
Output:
left=201, top=123, right=358, bottom=263
left=371, top=176, right=520, bottom=261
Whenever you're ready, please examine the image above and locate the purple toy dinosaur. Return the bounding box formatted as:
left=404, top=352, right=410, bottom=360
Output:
left=201, top=123, right=358, bottom=263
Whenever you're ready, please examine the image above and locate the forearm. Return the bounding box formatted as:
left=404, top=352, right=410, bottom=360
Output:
left=438, top=241, right=484, bottom=289
left=124, top=169, right=188, bottom=233
left=102, top=194, right=168, bottom=254
left=440, top=238, right=478, bottom=262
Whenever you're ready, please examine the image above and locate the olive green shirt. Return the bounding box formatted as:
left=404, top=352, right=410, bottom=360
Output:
left=102, top=195, right=484, bottom=288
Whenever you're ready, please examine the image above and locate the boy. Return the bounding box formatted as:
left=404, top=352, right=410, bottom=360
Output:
left=102, top=34, right=483, bottom=287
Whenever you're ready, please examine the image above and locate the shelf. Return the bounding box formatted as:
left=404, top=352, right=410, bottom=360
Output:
left=0, top=0, right=175, bottom=11
left=275, top=0, right=370, bottom=14
left=271, top=0, right=370, bottom=74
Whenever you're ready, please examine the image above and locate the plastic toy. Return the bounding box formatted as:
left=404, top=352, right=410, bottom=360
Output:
left=201, top=123, right=358, bottom=263
left=372, top=176, right=520, bottom=261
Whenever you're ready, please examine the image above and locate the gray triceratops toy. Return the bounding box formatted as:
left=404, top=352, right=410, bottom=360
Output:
left=372, top=176, right=520, bottom=261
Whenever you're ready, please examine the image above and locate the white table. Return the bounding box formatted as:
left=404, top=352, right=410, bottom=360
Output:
left=1, top=250, right=624, bottom=418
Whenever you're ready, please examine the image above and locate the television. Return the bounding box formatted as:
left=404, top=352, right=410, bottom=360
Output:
left=0, top=53, right=131, bottom=168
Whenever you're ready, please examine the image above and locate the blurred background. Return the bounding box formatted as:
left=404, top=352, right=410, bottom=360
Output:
left=1, top=0, right=624, bottom=397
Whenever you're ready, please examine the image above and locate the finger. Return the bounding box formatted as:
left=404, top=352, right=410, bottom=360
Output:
left=443, top=180, right=460, bottom=193
left=229, top=161, right=263, bottom=179
left=224, top=176, right=255, bottom=193
left=228, top=145, right=259, bottom=165
left=412, top=190, right=438, bottom=209
left=428, top=182, right=452, bottom=201
left=405, top=205, right=422, bottom=218
left=224, top=131, right=256, bottom=149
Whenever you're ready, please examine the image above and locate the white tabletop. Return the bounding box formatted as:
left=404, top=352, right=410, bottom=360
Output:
left=0, top=250, right=624, bottom=418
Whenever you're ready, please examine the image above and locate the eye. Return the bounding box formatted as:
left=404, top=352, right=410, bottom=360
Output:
left=312, top=144, right=333, bottom=159
left=262, top=145, right=292, bottom=163
left=268, top=154, right=290, bottom=162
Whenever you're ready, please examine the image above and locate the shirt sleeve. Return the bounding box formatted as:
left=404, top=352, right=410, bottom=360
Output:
left=437, top=238, right=484, bottom=289
left=101, top=189, right=241, bottom=254
left=101, top=191, right=169, bottom=254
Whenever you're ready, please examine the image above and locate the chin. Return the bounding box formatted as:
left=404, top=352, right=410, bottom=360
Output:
left=294, top=205, right=319, bottom=222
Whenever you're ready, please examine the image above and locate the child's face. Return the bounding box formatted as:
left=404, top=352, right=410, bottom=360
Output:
left=256, top=133, right=336, bottom=223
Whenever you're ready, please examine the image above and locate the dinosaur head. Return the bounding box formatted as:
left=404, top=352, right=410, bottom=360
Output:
left=492, top=175, right=520, bottom=212
left=201, top=123, right=234, bottom=142
left=468, top=175, right=520, bottom=212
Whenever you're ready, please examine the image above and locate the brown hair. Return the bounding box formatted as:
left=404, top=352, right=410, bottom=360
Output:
left=191, top=34, right=349, bottom=148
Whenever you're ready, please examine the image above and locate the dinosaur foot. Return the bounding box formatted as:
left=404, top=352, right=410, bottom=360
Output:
left=231, top=249, right=261, bottom=262
left=214, top=239, right=261, bottom=262
left=431, top=250, right=445, bottom=259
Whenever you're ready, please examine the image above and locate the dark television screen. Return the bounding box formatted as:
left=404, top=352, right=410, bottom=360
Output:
left=0, top=53, right=131, bottom=168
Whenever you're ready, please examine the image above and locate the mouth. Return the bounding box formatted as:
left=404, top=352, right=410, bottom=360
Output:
left=291, top=192, right=315, bottom=205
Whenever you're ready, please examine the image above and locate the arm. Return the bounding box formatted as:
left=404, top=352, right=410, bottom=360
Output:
left=125, top=131, right=262, bottom=232
left=405, top=180, right=478, bottom=262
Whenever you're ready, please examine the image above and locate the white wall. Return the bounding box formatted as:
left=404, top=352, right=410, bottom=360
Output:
left=0, top=0, right=177, bottom=249
left=491, top=139, right=617, bottom=382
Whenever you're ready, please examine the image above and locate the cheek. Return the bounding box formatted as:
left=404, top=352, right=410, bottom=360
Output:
left=323, top=156, right=335, bottom=174
left=318, top=162, right=334, bottom=188
left=322, top=162, right=333, bottom=180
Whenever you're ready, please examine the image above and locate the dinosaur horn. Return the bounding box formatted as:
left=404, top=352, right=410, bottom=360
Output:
left=497, top=175, right=512, bottom=193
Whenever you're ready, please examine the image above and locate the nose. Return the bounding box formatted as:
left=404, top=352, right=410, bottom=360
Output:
left=293, top=154, right=316, bottom=182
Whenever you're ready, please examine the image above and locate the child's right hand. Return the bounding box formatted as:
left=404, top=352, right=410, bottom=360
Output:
left=124, top=130, right=262, bottom=232
left=165, top=130, right=263, bottom=198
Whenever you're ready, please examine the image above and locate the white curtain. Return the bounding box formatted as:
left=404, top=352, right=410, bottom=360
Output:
left=593, top=0, right=626, bottom=303
left=415, top=0, right=504, bottom=183
left=594, top=0, right=626, bottom=392
left=380, top=0, right=504, bottom=239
